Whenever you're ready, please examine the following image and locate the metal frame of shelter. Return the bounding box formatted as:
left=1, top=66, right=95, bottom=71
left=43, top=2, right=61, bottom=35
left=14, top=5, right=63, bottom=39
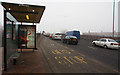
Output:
left=2, top=2, right=45, bottom=71
left=18, top=25, right=36, bottom=50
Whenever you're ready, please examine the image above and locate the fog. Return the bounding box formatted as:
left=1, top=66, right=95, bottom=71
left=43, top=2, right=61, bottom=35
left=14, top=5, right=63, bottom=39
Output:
left=0, top=0, right=119, bottom=33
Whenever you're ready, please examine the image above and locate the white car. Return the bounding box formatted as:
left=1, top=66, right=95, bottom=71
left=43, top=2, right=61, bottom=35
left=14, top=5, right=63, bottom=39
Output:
left=92, top=38, right=119, bottom=49
left=52, top=33, right=64, bottom=40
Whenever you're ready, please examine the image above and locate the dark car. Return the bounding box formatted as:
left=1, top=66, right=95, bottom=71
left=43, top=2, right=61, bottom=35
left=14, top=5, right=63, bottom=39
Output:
left=116, top=39, right=120, bottom=46
left=62, top=35, right=78, bottom=45
left=66, top=31, right=80, bottom=39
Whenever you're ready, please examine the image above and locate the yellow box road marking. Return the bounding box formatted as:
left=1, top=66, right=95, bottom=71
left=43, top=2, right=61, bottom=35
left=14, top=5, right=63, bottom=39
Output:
left=54, top=57, right=57, bottom=60
left=64, top=56, right=73, bottom=64
left=59, top=50, right=65, bottom=54
left=54, top=56, right=87, bottom=65
left=62, top=50, right=71, bottom=54
left=74, top=56, right=83, bottom=63
left=52, top=51, right=56, bottom=54
left=69, top=57, right=79, bottom=63
left=52, top=49, right=72, bottom=54
left=58, top=61, right=62, bottom=64
left=54, top=50, right=62, bottom=54
left=59, top=57, right=61, bottom=59
left=54, top=56, right=63, bottom=64
left=64, top=61, right=67, bottom=64
left=74, top=56, right=87, bottom=64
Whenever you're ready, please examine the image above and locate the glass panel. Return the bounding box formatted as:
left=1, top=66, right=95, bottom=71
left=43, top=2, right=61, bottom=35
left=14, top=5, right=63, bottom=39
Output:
left=18, top=25, right=36, bottom=49
left=6, top=20, right=18, bottom=59
left=6, top=12, right=18, bottom=59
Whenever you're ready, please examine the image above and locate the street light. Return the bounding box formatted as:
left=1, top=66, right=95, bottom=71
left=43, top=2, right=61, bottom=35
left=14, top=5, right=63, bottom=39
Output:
left=113, top=0, right=115, bottom=38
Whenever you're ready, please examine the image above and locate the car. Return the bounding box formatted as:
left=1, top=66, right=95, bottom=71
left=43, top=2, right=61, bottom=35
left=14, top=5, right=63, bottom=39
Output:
left=45, top=33, right=50, bottom=37
left=92, top=38, right=119, bottom=49
left=49, top=34, right=52, bottom=38
left=52, top=33, right=64, bottom=40
left=116, top=39, right=120, bottom=43
left=62, top=35, right=78, bottom=45
left=115, top=39, right=120, bottom=46
left=66, top=30, right=80, bottom=39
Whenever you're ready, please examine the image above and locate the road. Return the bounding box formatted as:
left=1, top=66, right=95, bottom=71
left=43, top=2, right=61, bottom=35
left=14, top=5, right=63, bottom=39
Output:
left=38, top=35, right=118, bottom=73
left=52, top=38, right=118, bottom=71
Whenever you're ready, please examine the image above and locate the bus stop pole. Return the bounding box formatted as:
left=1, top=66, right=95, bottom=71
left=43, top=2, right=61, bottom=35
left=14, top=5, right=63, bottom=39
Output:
left=4, top=10, right=7, bottom=71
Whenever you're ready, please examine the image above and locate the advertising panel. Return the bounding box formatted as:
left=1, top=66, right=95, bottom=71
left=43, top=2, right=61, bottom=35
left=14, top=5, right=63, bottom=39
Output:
left=18, top=25, right=36, bottom=49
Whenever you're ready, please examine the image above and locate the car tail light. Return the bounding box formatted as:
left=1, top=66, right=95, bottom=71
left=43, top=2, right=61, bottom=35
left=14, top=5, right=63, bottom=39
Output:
left=55, top=36, right=57, bottom=37
left=69, top=39, right=71, bottom=40
left=111, top=43, right=113, bottom=45
left=119, top=43, right=120, bottom=46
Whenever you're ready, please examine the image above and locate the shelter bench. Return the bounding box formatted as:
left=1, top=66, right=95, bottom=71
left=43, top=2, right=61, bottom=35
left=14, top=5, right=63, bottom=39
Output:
left=9, top=52, right=20, bottom=65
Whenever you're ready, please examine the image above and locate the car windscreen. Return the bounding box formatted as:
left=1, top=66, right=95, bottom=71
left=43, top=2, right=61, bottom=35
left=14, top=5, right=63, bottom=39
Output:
left=55, top=33, right=65, bottom=36
left=69, top=36, right=77, bottom=39
left=116, top=40, right=120, bottom=43
left=108, top=39, right=116, bottom=42
left=96, top=39, right=100, bottom=41
left=55, top=33, right=62, bottom=35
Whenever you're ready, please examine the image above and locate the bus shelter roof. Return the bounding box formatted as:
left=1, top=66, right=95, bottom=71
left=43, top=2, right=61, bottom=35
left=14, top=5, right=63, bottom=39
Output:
left=2, top=2, right=45, bottom=23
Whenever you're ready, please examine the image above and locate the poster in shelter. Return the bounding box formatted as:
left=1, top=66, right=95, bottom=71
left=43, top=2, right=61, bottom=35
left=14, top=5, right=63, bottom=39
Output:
left=18, top=25, right=36, bottom=49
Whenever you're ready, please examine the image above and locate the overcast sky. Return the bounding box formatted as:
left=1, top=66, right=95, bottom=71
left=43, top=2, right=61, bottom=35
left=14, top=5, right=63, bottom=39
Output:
left=0, top=0, right=119, bottom=33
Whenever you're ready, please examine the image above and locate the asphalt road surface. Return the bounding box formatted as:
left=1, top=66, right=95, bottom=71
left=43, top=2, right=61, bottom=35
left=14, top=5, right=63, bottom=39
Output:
left=52, top=38, right=118, bottom=71
left=38, top=35, right=118, bottom=73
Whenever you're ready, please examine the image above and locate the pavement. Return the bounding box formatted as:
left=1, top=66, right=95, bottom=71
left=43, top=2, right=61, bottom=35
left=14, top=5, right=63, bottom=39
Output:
left=2, top=35, right=52, bottom=74
left=0, top=47, right=2, bottom=75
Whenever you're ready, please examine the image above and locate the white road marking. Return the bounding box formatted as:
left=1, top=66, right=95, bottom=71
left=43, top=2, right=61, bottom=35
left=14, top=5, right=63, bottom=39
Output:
left=88, top=46, right=96, bottom=50
left=51, top=44, right=54, bottom=46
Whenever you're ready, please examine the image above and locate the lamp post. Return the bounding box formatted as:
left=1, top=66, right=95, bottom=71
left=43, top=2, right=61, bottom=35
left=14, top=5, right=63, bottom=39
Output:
left=113, top=0, right=115, bottom=38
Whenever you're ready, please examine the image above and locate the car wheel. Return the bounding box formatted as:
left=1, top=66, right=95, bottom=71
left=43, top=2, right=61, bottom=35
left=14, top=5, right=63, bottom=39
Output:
left=74, top=43, right=77, bottom=45
left=93, top=42, right=96, bottom=46
left=67, top=41, right=69, bottom=44
left=104, top=45, right=108, bottom=49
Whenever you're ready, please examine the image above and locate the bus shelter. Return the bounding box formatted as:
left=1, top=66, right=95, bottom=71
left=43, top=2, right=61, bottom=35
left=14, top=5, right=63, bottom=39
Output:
left=1, top=2, right=45, bottom=71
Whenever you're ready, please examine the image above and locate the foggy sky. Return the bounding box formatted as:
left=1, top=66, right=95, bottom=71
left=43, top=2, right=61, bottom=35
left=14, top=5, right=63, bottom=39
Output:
left=0, top=0, right=119, bottom=33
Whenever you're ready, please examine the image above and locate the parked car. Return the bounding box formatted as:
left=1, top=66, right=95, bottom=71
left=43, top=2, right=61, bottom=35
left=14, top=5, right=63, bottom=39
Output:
left=52, top=33, right=64, bottom=40
left=92, top=38, right=119, bottom=49
left=62, top=35, right=78, bottom=45
left=115, top=39, right=120, bottom=46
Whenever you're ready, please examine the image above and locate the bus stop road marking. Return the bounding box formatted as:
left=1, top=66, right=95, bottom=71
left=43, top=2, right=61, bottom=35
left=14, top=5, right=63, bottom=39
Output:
left=74, top=56, right=87, bottom=64
left=64, top=56, right=73, bottom=64
left=58, top=61, right=62, bottom=64
left=69, top=57, right=78, bottom=63
left=54, top=57, right=57, bottom=60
